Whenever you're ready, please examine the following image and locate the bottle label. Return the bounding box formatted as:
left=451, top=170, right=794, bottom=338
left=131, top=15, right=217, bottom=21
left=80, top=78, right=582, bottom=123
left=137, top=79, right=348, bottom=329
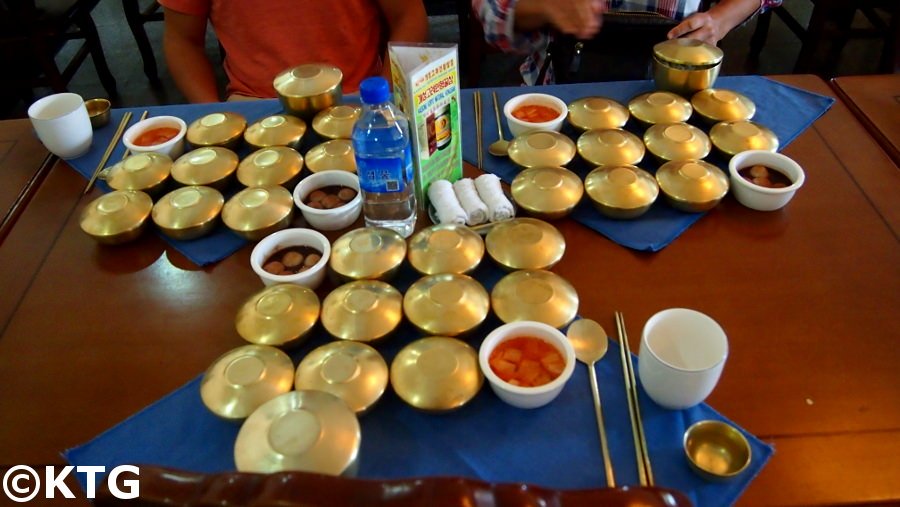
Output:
left=358, top=147, right=414, bottom=193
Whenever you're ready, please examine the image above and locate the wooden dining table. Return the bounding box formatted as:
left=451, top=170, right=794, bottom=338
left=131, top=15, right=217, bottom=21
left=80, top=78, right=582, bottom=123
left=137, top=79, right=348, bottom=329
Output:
left=0, top=74, right=897, bottom=506
left=0, top=118, right=52, bottom=244
left=830, top=74, right=900, bottom=167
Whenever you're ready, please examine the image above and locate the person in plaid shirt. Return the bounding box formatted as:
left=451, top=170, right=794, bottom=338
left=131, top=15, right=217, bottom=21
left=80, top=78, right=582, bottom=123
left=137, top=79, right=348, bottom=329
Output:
left=473, top=0, right=783, bottom=85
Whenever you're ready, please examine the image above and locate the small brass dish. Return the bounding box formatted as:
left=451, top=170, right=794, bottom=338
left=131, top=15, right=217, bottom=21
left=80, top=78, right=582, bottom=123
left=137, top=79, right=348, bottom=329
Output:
left=390, top=337, right=483, bottom=412
left=222, top=186, right=294, bottom=240
left=79, top=190, right=153, bottom=245
left=200, top=344, right=294, bottom=421
left=321, top=280, right=403, bottom=343
left=244, top=114, right=307, bottom=150
left=171, top=146, right=239, bottom=191
left=407, top=223, right=484, bottom=275
left=102, top=152, right=172, bottom=197
left=644, top=122, right=711, bottom=163
left=234, top=390, right=360, bottom=475
left=329, top=227, right=407, bottom=281
left=403, top=273, right=490, bottom=336
left=567, top=97, right=629, bottom=131
left=235, top=283, right=320, bottom=348
left=653, top=38, right=724, bottom=96
left=576, top=128, right=645, bottom=167
left=274, top=63, right=343, bottom=120
left=684, top=420, right=752, bottom=481
left=485, top=218, right=565, bottom=270
left=709, top=120, right=779, bottom=157
left=295, top=341, right=388, bottom=414
left=312, top=105, right=362, bottom=140
left=186, top=111, right=247, bottom=150
left=237, top=146, right=304, bottom=188
left=490, top=269, right=579, bottom=329
left=510, top=166, right=583, bottom=220
left=306, top=139, right=357, bottom=173
left=85, top=98, right=111, bottom=129
left=507, top=131, right=577, bottom=168
left=151, top=185, right=224, bottom=240
left=691, top=89, right=756, bottom=123
left=656, top=160, right=729, bottom=212
left=584, top=165, right=659, bottom=219
left=628, top=91, right=693, bottom=125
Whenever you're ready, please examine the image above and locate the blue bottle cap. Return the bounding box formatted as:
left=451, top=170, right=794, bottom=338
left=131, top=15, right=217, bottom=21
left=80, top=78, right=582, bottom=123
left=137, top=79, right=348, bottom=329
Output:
left=359, top=77, right=390, bottom=105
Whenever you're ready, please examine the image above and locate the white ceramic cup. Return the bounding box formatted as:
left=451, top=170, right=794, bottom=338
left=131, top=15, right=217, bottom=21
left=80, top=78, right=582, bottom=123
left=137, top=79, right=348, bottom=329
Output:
left=638, top=308, right=728, bottom=410
left=27, top=93, right=93, bottom=159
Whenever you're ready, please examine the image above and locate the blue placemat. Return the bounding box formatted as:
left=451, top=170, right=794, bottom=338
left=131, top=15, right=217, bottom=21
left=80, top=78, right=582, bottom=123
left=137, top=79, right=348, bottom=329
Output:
left=461, top=75, right=834, bottom=251
left=65, top=261, right=773, bottom=507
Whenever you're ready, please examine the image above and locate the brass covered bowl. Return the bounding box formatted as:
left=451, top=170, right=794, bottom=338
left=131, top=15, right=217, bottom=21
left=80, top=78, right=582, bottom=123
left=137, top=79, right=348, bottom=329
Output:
left=390, top=336, right=483, bottom=412
left=684, top=420, right=752, bottom=481
left=653, top=38, right=724, bottom=96
left=274, top=63, right=343, bottom=120
left=200, top=344, right=294, bottom=421
left=403, top=273, right=490, bottom=336
left=312, top=105, right=362, bottom=140
left=656, top=160, right=729, bottom=212
left=235, top=283, right=320, bottom=348
left=306, top=139, right=357, bottom=173
left=79, top=190, right=153, bottom=245
left=691, top=89, right=756, bottom=123
left=186, top=111, right=247, bottom=150
left=709, top=120, right=779, bottom=156
left=237, top=146, right=304, bottom=188
left=244, top=114, right=307, bottom=150
left=567, top=96, right=629, bottom=131
left=508, top=131, right=577, bottom=168
left=321, top=280, right=403, bottom=343
left=222, top=186, right=294, bottom=241
left=628, top=91, right=693, bottom=125
left=644, top=123, right=711, bottom=162
left=295, top=341, right=388, bottom=414
left=576, top=128, right=645, bottom=167
left=152, top=185, right=224, bottom=240
left=234, top=390, right=360, bottom=475
left=490, top=269, right=579, bottom=329
left=584, top=165, right=659, bottom=219
left=329, top=227, right=407, bottom=281
left=510, top=166, right=584, bottom=220
left=102, top=152, right=172, bottom=197
left=407, top=223, right=484, bottom=275
left=171, top=146, right=239, bottom=191
left=485, top=218, right=565, bottom=270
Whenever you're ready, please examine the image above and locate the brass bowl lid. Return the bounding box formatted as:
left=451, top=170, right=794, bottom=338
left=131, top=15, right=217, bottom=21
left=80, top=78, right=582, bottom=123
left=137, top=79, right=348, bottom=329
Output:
left=657, top=160, right=729, bottom=206
left=628, top=92, right=693, bottom=125
left=200, top=344, right=294, bottom=420
left=507, top=131, right=577, bottom=168
left=576, top=128, right=645, bottom=166
left=312, top=105, right=362, bottom=140
left=234, top=390, right=360, bottom=474
left=223, top=185, right=294, bottom=236
left=244, top=114, right=307, bottom=149
left=329, top=227, right=407, bottom=280
left=171, top=147, right=239, bottom=186
left=709, top=120, right=779, bottom=155
left=390, top=336, right=483, bottom=412
left=274, top=64, right=343, bottom=99
left=321, top=280, right=403, bottom=342
left=152, top=185, right=224, bottom=232
left=644, top=123, right=711, bottom=162
left=187, top=112, right=247, bottom=147
left=237, top=147, right=304, bottom=187
left=567, top=97, right=629, bottom=130
left=653, top=38, right=724, bottom=67
left=510, top=166, right=584, bottom=216
left=407, top=223, right=484, bottom=275
left=306, top=139, right=357, bottom=173
left=691, top=89, right=756, bottom=122
left=484, top=218, right=565, bottom=270
left=104, top=152, right=172, bottom=192
left=403, top=274, right=490, bottom=336
left=294, top=341, right=388, bottom=414
left=584, top=165, right=659, bottom=212
left=235, top=283, right=320, bottom=347
left=490, top=269, right=579, bottom=328
left=80, top=190, right=153, bottom=240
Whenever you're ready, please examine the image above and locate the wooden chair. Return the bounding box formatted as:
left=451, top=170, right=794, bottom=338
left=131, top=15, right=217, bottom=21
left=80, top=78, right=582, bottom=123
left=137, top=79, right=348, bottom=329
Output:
left=122, top=0, right=163, bottom=85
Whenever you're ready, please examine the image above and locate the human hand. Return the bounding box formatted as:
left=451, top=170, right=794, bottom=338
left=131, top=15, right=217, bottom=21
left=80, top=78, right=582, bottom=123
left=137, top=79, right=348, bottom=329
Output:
left=543, top=0, right=605, bottom=39
left=667, top=12, right=726, bottom=45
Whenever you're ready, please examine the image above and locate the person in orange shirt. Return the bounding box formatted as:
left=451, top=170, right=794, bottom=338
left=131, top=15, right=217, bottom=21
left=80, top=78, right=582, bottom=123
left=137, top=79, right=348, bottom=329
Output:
left=159, top=0, right=428, bottom=102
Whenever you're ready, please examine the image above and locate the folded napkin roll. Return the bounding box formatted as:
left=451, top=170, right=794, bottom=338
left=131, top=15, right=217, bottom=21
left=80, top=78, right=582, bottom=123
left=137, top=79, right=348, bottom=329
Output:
left=427, top=180, right=467, bottom=225
left=475, top=174, right=514, bottom=222
left=452, top=178, right=489, bottom=226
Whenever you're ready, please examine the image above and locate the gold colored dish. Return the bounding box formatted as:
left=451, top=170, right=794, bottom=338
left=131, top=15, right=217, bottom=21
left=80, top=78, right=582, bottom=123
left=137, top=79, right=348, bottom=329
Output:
left=403, top=273, right=490, bottom=336
left=306, top=139, right=357, bottom=173
left=321, top=280, right=403, bottom=342
left=584, top=165, right=659, bottom=219
left=390, top=336, right=483, bottom=412
left=691, top=89, right=756, bottom=123
left=171, top=146, right=239, bottom=191
left=237, top=146, right=304, bottom=188
left=684, top=420, right=752, bottom=481
left=567, top=97, right=629, bottom=131
left=295, top=341, right=388, bottom=414
left=484, top=218, right=565, bottom=270
left=244, top=114, right=307, bottom=150
left=222, top=186, right=294, bottom=241
left=200, top=344, right=294, bottom=421
left=103, top=152, right=171, bottom=196
left=576, top=128, right=645, bottom=167
left=654, top=38, right=724, bottom=67
left=656, top=160, right=729, bottom=212
left=152, top=185, right=224, bottom=240
left=652, top=38, right=724, bottom=96
left=628, top=91, right=693, bottom=125
left=407, top=224, right=484, bottom=275
left=644, top=123, right=711, bottom=162
left=491, top=269, right=579, bottom=328
left=507, top=131, right=577, bottom=168
left=329, top=227, right=407, bottom=281
left=709, top=120, right=779, bottom=156
left=186, top=111, right=247, bottom=150
left=312, top=105, right=362, bottom=140
left=510, top=166, right=584, bottom=220
left=274, top=64, right=343, bottom=119
left=235, top=283, right=320, bottom=348
left=79, top=190, right=153, bottom=245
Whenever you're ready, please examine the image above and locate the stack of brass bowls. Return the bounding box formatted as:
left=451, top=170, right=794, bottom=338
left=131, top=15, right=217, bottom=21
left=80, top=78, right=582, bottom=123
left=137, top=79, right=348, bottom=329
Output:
left=102, top=152, right=172, bottom=197
left=186, top=112, right=246, bottom=150
left=652, top=38, right=724, bottom=96
left=403, top=273, right=490, bottom=336
left=576, top=128, right=645, bottom=167
left=628, top=91, right=692, bottom=125
left=306, top=139, right=357, bottom=173
left=656, top=160, right=729, bottom=212
left=222, top=186, right=294, bottom=240
left=510, top=166, right=584, bottom=220
left=321, top=280, right=403, bottom=343
left=171, top=146, right=239, bottom=191
left=584, top=165, right=659, bottom=219
left=644, top=123, right=711, bottom=163
left=237, top=146, right=304, bottom=188
left=295, top=341, right=388, bottom=414
left=508, top=131, right=577, bottom=168
left=312, top=105, right=362, bottom=140
left=691, top=89, right=756, bottom=124
left=79, top=190, right=153, bottom=244
left=200, top=344, right=294, bottom=421
left=152, top=185, right=224, bottom=240
left=490, top=269, right=579, bottom=328
left=244, top=114, right=307, bottom=150
left=485, top=218, right=565, bottom=270
left=274, top=63, right=343, bottom=120
left=407, top=224, right=484, bottom=275
left=329, top=227, right=407, bottom=281
left=709, top=120, right=779, bottom=157
left=567, top=97, right=629, bottom=131
left=235, top=283, right=320, bottom=348
left=390, top=337, right=483, bottom=412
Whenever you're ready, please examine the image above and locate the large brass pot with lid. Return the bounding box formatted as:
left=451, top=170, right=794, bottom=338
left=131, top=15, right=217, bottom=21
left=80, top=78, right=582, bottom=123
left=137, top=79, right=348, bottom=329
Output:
left=244, top=114, right=307, bottom=150
left=390, top=336, right=483, bottom=412
left=200, top=344, right=294, bottom=421
left=102, top=152, right=172, bottom=197
left=222, top=185, right=294, bottom=240
left=186, top=111, right=247, bottom=151
left=79, top=190, right=153, bottom=244
left=235, top=283, right=320, bottom=348
left=584, top=165, right=659, bottom=219
left=171, top=146, right=239, bottom=191
left=152, top=185, right=224, bottom=240
left=653, top=38, right=724, bottom=96
left=656, top=159, right=729, bottom=212
left=274, top=63, right=343, bottom=120
left=403, top=273, right=490, bottom=336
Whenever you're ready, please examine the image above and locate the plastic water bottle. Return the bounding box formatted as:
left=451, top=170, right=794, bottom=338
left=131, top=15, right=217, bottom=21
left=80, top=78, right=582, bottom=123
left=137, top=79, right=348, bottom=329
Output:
left=352, top=77, right=417, bottom=238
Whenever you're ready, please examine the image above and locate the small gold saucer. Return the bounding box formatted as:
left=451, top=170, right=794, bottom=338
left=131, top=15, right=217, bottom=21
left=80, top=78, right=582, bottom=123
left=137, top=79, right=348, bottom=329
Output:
left=222, top=185, right=294, bottom=241
left=407, top=223, right=485, bottom=275
left=321, top=280, right=403, bottom=342
left=295, top=341, right=388, bottom=414
left=485, top=218, right=565, bottom=270
left=403, top=273, right=490, bottom=336
left=390, top=336, right=483, bottom=412
left=508, top=131, right=577, bottom=168
left=200, top=344, right=294, bottom=421
left=235, top=283, right=320, bottom=348
left=491, top=269, right=579, bottom=328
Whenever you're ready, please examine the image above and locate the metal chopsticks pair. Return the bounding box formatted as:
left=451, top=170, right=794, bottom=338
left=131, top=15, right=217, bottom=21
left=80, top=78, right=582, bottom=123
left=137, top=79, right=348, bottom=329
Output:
left=616, top=311, right=654, bottom=486
left=474, top=91, right=483, bottom=170
left=82, top=109, right=149, bottom=195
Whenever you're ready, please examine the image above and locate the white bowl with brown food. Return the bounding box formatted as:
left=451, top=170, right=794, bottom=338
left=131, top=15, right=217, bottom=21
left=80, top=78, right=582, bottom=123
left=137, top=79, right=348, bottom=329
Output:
left=728, top=150, right=805, bottom=211
left=251, top=228, right=331, bottom=289
left=292, top=170, right=362, bottom=231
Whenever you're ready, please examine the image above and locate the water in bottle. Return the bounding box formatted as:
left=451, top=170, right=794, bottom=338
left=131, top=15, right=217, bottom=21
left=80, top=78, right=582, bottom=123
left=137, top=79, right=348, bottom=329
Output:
left=352, top=76, right=417, bottom=238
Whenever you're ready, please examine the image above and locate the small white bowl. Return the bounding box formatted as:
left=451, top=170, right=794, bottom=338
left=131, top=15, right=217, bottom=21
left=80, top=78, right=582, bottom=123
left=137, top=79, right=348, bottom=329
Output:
left=250, top=228, right=331, bottom=289
left=123, top=115, right=188, bottom=159
left=479, top=321, right=576, bottom=409
left=728, top=150, right=805, bottom=211
left=503, top=93, right=568, bottom=138
left=292, top=170, right=362, bottom=231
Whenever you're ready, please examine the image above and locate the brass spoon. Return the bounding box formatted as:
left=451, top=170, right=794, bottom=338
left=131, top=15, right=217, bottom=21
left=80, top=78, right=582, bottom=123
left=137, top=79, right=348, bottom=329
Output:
left=567, top=318, right=616, bottom=487
left=488, top=91, right=509, bottom=157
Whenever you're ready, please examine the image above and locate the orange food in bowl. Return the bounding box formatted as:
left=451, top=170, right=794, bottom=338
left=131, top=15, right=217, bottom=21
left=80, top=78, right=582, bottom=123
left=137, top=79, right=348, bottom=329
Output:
left=512, top=104, right=560, bottom=124
left=134, top=127, right=181, bottom=147
left=488, top=336, right=565, bottom=387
